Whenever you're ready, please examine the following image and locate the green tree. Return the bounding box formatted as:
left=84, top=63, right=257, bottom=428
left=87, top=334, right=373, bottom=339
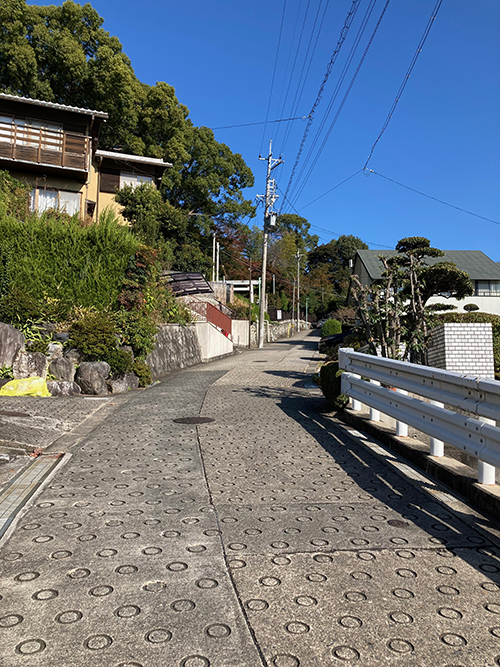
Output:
left=350, top=237, right=473, bottom=362
left=1, top=0, right=256, bottom=272
left=308, top=235, right=368, bottom=293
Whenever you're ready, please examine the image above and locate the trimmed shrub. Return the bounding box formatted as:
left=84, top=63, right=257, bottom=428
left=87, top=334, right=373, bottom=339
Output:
left=320, top=361, right=349, bottom=410
left=321, top=318, right=342, bottom=338
left=132, top=359, right=152, bottom=387
left=68, top=312, right=117, bottom=360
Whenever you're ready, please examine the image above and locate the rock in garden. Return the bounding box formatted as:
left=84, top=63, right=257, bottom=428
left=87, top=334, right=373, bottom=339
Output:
left=64, top=347, right=84, bottom=365
left=0, top=322, right=25, bottom=367
left=49, top=357, right=76, bottom=382
left=12, top=351, right=49, bottom=379
left=75, top=362, right=110, bottom=395
left=108, top=372, right=139, bottom=394
left=46, top=342, right=64, bottom=363
left=47, top=381, right=81, bottom=397
left=53, top=332, right=70, bottom=343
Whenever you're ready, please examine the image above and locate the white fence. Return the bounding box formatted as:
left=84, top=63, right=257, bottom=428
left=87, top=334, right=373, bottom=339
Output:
left=338, top=348, right=500, bottom=486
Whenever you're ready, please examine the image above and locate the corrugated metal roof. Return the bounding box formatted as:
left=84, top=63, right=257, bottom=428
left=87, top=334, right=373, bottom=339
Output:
left=0, top=92, right=108, bottom=119
left=96, top=150, right=171, bottom=167
left=356, top=249, right=500, bottom=281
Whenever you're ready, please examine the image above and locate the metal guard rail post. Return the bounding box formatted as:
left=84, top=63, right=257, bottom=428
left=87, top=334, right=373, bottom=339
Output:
left=339, top=348, right=499, bottom=485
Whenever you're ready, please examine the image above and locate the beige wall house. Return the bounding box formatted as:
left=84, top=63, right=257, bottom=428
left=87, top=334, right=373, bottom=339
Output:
left=0, top=93, right=171, bottom=222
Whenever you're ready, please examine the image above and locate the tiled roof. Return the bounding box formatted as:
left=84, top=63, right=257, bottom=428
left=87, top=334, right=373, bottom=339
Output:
left=356, top=249, right=500, bottom=281
left=0, top=92, right=108, bottom=118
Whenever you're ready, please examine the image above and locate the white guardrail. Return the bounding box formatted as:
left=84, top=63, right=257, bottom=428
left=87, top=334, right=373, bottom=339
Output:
left=338, top=348, right=500, bottom=486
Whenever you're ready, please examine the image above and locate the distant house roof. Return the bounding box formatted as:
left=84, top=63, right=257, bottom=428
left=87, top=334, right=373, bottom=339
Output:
left=95, top=150, right=172, bottom=168
left=355, top=249, right=500, bottom=282
left=0, top=92, right=109, bottom=119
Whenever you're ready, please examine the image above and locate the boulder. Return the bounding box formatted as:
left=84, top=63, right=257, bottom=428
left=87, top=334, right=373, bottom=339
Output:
left=53, top=332, right=70, bottom=343
left=47, top=380, right=81, bottom=397
left=64, top=347, right=84, bottom=365
left=75, top=361, right=110, bottom=395
left=108, top=372, right=139, bottom=394
left=46, top=342, right=64, bottom=363
left=0, top=322, right=25, bottom=367
left=12, top=351, right=49, bottom=379
left=49, top=357, right=76, bottom=382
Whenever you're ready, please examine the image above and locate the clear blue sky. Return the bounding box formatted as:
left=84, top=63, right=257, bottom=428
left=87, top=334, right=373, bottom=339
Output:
left=30, top=0, right=500, bottom=256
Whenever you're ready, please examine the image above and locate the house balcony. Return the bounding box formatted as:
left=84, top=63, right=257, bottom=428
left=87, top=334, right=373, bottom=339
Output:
left=0, top=121, right=90, bottom=177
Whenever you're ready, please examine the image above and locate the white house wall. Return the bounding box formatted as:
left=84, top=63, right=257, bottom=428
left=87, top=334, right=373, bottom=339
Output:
left=426, top=295, right=500, bottom=316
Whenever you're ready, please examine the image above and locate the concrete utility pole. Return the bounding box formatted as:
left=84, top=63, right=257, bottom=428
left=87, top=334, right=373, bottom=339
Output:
left=212, top=235, right=216, bottom=282
left=256, top=140, right=283, bottom=348
left=296, top=249, right=302, bottom=332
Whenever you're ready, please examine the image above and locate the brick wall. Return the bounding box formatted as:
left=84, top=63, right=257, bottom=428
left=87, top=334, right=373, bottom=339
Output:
left=428, top=323, right=494, bottom=378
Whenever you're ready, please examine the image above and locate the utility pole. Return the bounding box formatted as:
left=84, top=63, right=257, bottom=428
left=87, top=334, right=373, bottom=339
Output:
left=272, top=274, right=275, bottom=295
left=256, top=140, right=283, bottom=348
left=292, top=278, right=296, bottom=330
left=212, top=235, right=216, bottom=282
left=248, top=262, right=252, bottom=348
left=216, top=241, right=220, bottom=282
left=296, top=249, right=302, bottom=332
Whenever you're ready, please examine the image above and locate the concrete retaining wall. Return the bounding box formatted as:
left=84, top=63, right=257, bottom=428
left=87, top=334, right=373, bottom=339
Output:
left=233, top=319, right=311, bottom=347
left=146, top=324, right=202, bottom=376
left=195, top=322, right=233, bottom=361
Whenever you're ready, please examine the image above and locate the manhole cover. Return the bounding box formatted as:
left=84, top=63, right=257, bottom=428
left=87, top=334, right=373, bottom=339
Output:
left=387, top=520, right=409, bottom=528
left=172, top=417, right=215, bottom=425
left=0, top=411, right=30, bottom=418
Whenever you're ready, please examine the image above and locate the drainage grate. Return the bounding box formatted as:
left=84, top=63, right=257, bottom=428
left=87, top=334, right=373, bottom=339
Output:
left=172, top=417, right=215, bottom=425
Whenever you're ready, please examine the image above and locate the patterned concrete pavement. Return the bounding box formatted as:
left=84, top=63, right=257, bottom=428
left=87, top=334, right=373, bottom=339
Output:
left=0, top=331, right=499, bottom=666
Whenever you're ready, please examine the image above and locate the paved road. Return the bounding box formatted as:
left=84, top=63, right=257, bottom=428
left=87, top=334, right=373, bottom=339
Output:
left=1, top=332, right=499, bottom=666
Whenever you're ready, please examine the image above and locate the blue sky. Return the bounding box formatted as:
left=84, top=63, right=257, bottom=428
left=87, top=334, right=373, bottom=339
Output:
left=30, top=0, right=500, bottom=256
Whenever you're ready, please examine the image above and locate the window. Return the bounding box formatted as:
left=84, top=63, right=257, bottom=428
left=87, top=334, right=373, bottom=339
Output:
left=31, top=188, right=81, bottom=216
left=475, top=280, right=500, bottom=297
left=119, top=172, right=153, bottom=189
left=0, top=115, right=62, bottom=149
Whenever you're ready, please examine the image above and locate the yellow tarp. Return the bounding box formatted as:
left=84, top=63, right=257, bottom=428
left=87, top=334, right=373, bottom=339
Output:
left=0, top=377, right=51, bottom=397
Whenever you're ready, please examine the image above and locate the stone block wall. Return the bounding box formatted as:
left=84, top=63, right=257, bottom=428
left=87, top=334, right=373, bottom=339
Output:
left=428, top=323, right=494, bottom=378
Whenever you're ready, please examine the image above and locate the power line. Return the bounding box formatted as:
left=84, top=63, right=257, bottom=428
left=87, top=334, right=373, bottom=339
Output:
left=282, top=0, right=362, bottom=206
left=284, top=0, right=378, bottom=208
left=211, top=115, right=308, bottom=130
left=363, top=0, right=444, bottom=169
left=279, top=0, right=330, bottom=156
left=299, top=169, right=363, bottom=209
left=290, top=0, right=392, bottom=208
left=367, top=170, right=500, bottom=226
left=259, top=0, right=288, bottom=155
left=272, top=0, right=312, bottom=149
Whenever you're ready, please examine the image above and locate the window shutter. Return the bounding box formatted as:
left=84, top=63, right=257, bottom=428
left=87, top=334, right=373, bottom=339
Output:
left=100, top=172, right=120, bottom=193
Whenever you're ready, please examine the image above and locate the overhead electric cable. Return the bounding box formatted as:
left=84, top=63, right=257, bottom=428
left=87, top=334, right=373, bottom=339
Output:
left=273, top=0, right=311, bottom=148
left=285, top=0, right=380, bottom=208
left=279, top=0, right=330, bottom=155
left=299, top=170, right=363, bottom=209
left=290, top=0, right=391, bottom=207
left=211, top=115, right=308, bottom=130
left=282, top=0, right=361, bottom=206
left=259, top=0, right=288, bottom=155
left=368, top=170, right=500, bottom=226
left=363, top=0, right=444, bottom=169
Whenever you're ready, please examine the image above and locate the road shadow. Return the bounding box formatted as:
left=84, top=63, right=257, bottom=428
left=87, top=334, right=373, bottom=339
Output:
left=238, top=381, right=500, bottom=583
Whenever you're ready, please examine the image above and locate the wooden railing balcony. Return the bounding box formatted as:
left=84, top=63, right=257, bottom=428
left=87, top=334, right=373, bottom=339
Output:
left=0, top=122, right=90, bottom=172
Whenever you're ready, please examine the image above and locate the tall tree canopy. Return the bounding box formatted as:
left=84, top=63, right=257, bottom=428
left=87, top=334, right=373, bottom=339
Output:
left=0, top=0, right=255, bottom=270
left=307, top=234, right=368, bottom=293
